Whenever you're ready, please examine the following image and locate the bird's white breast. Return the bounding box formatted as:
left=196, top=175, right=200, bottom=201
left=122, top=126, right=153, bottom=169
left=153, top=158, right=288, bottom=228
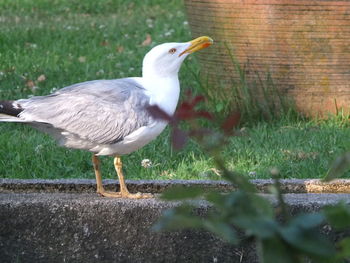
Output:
left=93, top=76, right=180, bottom=156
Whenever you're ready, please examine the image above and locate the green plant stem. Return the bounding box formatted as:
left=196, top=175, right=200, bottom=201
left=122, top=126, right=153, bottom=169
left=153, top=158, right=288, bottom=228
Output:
left=272, top=174, right=290, bottom=222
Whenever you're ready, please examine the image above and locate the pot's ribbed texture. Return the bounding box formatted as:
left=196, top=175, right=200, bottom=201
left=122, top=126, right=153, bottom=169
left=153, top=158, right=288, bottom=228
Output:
left=185, top=0, right=350, bottom=116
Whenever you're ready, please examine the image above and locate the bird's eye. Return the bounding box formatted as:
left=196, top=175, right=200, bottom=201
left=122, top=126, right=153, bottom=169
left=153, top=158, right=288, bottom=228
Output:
left=168, top=48, right=177, bottom=54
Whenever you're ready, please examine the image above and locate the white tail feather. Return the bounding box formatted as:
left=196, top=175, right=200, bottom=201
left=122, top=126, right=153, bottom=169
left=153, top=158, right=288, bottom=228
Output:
left=0, top=114, right=26, bottom=122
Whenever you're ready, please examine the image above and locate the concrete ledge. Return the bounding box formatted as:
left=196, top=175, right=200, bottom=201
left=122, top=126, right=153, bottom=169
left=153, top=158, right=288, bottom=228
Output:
left=1, top=178, right=350, bottom=193
left=1, top=179, right=350, bottom=262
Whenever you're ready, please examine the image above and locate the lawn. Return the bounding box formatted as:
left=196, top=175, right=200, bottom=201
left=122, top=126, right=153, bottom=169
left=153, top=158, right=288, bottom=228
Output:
left=1, top=0, right=349, bottom=181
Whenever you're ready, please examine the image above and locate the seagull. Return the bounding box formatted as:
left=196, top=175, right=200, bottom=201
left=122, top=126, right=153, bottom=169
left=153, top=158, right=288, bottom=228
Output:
left=0, top=36, right=213, bottom=198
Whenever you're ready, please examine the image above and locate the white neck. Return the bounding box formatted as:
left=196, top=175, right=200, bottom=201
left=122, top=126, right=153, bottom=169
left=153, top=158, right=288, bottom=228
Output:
left=141, top=74, right=180, bottom=116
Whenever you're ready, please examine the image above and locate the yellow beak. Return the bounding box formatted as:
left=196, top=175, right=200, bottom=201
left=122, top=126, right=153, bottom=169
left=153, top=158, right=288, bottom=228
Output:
left=179, top=36, right=213, bottom=57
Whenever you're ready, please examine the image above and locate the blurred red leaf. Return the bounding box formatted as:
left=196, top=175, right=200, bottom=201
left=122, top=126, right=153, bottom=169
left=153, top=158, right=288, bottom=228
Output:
left=147, top=105, right=173, bottom=122
left=176, top=107, right=193, bottom=120
left=196, top=111, right=213, bottom=120
left=179, top=95, right=204, bottom=109
left=147, top=94, right=236, bottom=151
left=221, top=112, right=241, bottom=135
left=175, top=95, right=212, bottom=120
left=172, top=128, right=188, bottom=150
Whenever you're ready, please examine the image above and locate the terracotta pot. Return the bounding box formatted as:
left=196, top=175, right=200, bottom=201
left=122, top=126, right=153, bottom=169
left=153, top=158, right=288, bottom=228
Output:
left=184, top=0, right=350, bottom=116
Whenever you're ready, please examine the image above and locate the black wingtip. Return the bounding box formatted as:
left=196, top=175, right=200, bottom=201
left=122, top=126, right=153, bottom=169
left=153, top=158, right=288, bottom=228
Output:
left=0, top=100, right=23, bottom=116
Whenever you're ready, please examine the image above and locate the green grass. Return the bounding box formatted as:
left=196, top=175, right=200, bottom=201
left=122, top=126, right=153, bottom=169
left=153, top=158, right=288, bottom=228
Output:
left=1, top=0, right=350, bottom=181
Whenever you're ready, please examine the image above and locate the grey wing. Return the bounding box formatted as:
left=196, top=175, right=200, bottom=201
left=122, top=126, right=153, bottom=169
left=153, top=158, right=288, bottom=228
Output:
left=17, top=78, right=153, bottom=145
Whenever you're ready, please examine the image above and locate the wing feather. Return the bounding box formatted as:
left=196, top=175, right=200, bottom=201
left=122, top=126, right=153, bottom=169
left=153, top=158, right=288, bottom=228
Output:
left=17, top=78, right=153, bottom=145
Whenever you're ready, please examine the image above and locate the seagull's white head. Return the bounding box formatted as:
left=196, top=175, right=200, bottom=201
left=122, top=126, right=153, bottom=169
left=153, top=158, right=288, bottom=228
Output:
left=142, top=36, right=213, bottom=78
